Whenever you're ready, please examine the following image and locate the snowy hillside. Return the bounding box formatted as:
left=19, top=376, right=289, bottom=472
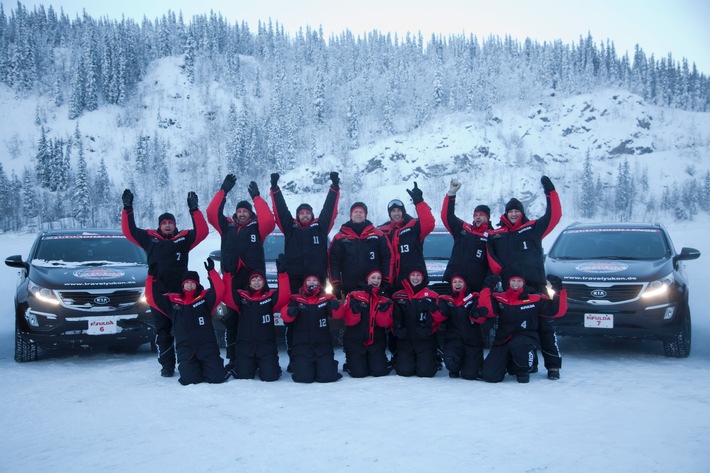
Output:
left=3, top=54, right=710, bottom=230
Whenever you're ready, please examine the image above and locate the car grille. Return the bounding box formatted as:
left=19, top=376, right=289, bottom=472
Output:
left=57, top=288, right=144, bottom=311
left=566, top=283, right=644, bottom=303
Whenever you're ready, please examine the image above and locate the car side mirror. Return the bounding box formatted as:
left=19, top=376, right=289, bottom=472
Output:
left=673, top=247, right=700, bottom=267
left=5, top=254, right=29, bottom=270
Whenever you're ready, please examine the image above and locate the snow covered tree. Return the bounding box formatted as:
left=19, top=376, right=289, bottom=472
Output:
left=615, top=159, right=634, bottom=221
left=346, top=92, right=359, bottom=149
left=184, top=32, right=196, bottom=83
left=35, top=127, right=51, bottom=188
left=22, top=169, right=38, bottom=220
left=579, top=151, right=596, bottom=218
left=73, top=150, right=91, bottom=226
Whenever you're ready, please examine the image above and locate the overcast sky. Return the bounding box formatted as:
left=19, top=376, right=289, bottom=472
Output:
left=5, top=0, right=710, bottom=74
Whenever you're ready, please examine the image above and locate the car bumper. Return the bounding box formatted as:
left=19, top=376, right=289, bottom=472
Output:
left=551, top=300, right=686, bottom=341
left=18, top=303, right=155, bottom=349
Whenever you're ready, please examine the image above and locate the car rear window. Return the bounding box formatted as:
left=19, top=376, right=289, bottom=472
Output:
left=549, top=228, right=669, bottom=260
left=34, top=235, right=147, bottom=265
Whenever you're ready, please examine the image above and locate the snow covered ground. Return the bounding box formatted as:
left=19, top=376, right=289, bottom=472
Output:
left=1, top=220, right=708, bottom=473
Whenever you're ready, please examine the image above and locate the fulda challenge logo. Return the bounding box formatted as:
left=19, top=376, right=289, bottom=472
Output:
left=575, top=262, right=628, bottom=274
left=73, top=268, right=126, bottom=280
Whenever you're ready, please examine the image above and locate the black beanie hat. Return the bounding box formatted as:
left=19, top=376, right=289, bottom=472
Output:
left=350, top=202, right=368, bottom=216
left=158, top=212, right=176, bottom=226
left=182, top=270, right=200, bottom=284
left=296, top=203, right=313, bottom=216
left=236, top=200, right=253, bottom=215
left=474, top=204, right=491, bottom=219
left=505, top=198, right=525, bottom=214
left=387, top=199, right=406, bottom=216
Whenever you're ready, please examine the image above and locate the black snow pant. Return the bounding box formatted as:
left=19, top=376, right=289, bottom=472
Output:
left=481, top=334, right=538, bottom=383
left=343, top=338, right=391, bottom=378
left=394, top=338, right=438, bottom=378
left=176, top=340, right=227, bottom=385
left=290, top=342, right=342, bottom=383
left=153, top=311, right=175, bottom=371
left=442, top=337, right=484, bottom=380
left=536, top=318, right=562, bottom=370
left=232, top=341, right=281, bottom=381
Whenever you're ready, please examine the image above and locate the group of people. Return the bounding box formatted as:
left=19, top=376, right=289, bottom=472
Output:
left=122, top=172, right=567, bottom=386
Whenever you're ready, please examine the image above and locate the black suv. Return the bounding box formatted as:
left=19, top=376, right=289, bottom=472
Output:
left=5, top=230, right=155, bottom=362
left=545, top=222, right=700, bottom=357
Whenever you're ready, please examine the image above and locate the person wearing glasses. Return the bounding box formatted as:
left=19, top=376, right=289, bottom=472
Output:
left=377, top=182, right=435, bottom=293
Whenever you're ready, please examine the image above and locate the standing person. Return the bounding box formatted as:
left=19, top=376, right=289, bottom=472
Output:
left=329, top=202, right=392, bottom=299
left=269, top=171, right=340, bottom=292
left=270, top=171, right=340, bottom=369
left=121, top=189, right=209, bottom=377
left=477, top=274, right=567, bottom=384
left=145, top=258, right=228, bottom=386
left=487, top=175, right=563, bottom=379
left=441, top=179, right=491, bottom=291
left=207, top=174, right=276, bottom=366
left=221, top=256, right=291, bottom=382
left=342, top=271, right=393, bottom=378
left=437, top=275, right=487, bottom=380
left=391, top=269, right=446, bottom=378
left=378, top=182, right=435, bottom=291
left=280, top=276, right=344, bottom=383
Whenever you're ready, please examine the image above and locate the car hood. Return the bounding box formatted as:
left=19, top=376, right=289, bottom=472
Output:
left=545, top=257, right=672, bottom=283
left=29, top=263, right=148, bottom=289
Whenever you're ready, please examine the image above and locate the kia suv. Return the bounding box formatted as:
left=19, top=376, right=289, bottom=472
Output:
left=5, top=230, right=155, bottom=362
left=545, top=222, right=700, bottom=357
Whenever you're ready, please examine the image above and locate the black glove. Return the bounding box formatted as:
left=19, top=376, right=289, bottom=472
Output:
left=541, top=175, right=555, bottom=194
left=329, top=298, right=340, bottom=310
left=204, top=257, right=215, bottom=272
left=276, top=253, right=287, bottom=273
left=349, top=300, right=363, bottom=314
left=270, top=173, right=280, bottom=189
left=122, top=189, right=133, bottom=209
left=519, top=285, right=532, bottom=300
left=330, top=171, right=340, bottom=190
left=483, top=275, right=501, bottom=289
left=378, top=299, right=392, bottom=311
left=547, top=274, right=563, bottom=292
left=331, top=283, right=342, bottom=300
left=187, top=191, right=198, bottom=212
left=406, top=181, right=424, bottom=205
left=287, top=305, right=299, bottom=317
left=221, top=174, right=236, bottom=193
left=248, top=181, right=260, bottom=199
left=148, top=263, right=158, bottom=276
left=477, top=306, right=489, bottom=318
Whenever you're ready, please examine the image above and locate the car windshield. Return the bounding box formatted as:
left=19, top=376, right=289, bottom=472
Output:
left=33, top=235, right=147, bottom=266
left=549, top=228, right=670, bottom=260
left=423, top=231, right=454, bottom=259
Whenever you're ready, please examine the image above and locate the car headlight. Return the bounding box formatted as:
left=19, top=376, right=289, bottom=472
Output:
left=641, top=273, right=675, bottom=299
left=28, top=280, right=61, bottom=305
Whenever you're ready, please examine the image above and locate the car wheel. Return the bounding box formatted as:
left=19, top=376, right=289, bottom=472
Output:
left=15, top=321, right=38, bottom=362
left=663, top=307, right=691, bottom=358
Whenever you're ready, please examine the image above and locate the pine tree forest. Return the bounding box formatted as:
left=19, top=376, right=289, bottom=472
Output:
left=0, top=2, right=709, bottom=230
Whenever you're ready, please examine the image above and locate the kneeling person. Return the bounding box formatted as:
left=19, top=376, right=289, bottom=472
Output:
left=281, top=277, right=344, bottom=383
left=222, top=255, right=290, bottom=381
left=146, top=258, right=227, bottom=385
left=342, top=271, right=393, bottom=378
